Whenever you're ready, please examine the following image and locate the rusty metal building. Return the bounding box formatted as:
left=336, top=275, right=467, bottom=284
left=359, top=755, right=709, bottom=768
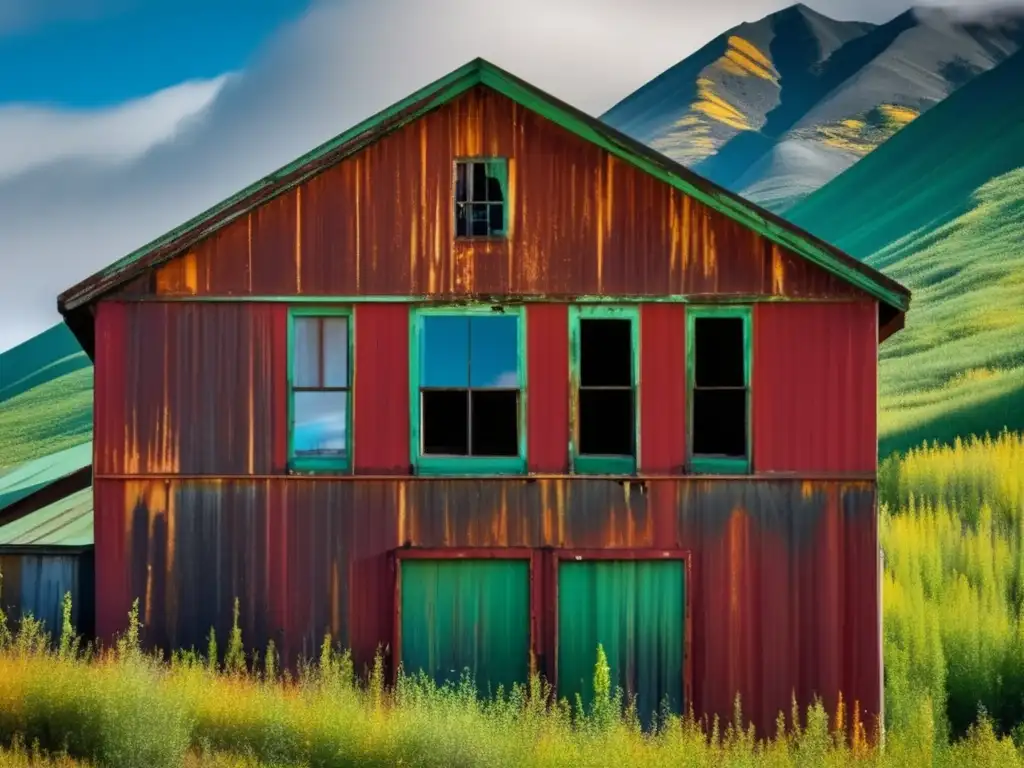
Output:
left=56, top=59, right=910, bottom=736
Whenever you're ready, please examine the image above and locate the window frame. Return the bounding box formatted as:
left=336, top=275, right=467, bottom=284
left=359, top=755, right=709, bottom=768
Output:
left=408, top=304, right=527, bottom=476
left=551, top=548, right=692, bottom=715
left=452, top=157, right=509, bottom=240
left=568, top=304, right=641, bottom=475
left=391, top=548, right=538, bottom=686
left=685, top=305, right=752, bottom=475
left=286, top=306, right=354, bottom=474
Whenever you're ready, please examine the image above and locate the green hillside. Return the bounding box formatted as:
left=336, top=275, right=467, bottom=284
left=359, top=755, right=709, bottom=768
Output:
left=787, top=47, right=1024, bottom=457
left=0, top=324, right=92, bottom=469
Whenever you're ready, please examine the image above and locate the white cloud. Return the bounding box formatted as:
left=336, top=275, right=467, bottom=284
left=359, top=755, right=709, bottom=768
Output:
left=0, top=77, right=228, bottom=182
left=2, top=0, right=1020, bottom=351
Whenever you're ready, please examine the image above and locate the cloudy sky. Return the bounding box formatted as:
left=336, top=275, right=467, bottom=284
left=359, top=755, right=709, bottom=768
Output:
left=0, top=0, right=1014, bottom=351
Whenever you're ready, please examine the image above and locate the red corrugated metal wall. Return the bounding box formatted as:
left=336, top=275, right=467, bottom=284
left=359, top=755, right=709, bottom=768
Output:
left=353, top=304, right=410, bottom=474
left=527, top=304, right=569, bottom=473
left=92, top=476, right=880, bottom=736
left=752, top=302, right=878, bottom=474
left=640, top=304, right=686, bottom=474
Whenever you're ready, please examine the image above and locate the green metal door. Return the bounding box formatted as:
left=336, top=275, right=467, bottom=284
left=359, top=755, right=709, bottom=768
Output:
left=558, top=559, right=685, bottom=724
left=400, top=559, right=530, bottom=697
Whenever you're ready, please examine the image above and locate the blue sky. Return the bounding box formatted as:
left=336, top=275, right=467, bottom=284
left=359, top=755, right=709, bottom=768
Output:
left=0, top=0, right=1011, bottom=352
left=1, top=1, right=311, bottom=107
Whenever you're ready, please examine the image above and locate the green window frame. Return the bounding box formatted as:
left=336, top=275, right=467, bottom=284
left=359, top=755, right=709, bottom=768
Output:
left=287, top=306, right=353, bottom=473
left=568, top=305, right=640, bottom=475
left=454, top=158, right=509, bottom=238
left=686, top=305, right=751, bottom=475
left=409, top=305, right=527, bottom=476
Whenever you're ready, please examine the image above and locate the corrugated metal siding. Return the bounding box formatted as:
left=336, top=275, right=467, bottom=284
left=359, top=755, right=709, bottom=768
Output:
left=0, top=552, right=92, bottom=640
left=527, top=304, right=569, bottom=473
left=145, top=87, right=867, bottom=302
left=353, top=304, right=410, bottom=474
left=752, top=302, right=878, bottom=474
left=94, top=302, right=287, bottom=476
left=639, top=304, right=686, bottom=474
left=94, top=476, right=879, bottom=736
left=399, top=559, right=530, bottom=694
left=557, top=559, right=684, bottom=725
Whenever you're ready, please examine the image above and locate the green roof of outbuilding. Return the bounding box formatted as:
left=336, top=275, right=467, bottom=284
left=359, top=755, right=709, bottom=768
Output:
left=0, top=442, right=92, bottom=512
left=0, top=486, right=93, bottom=549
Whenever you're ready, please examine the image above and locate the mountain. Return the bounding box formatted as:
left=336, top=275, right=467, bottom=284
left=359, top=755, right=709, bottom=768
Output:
left=0, top=323, right=92, bottom=469
left=786, top=46, right=1024, bottom=457
left=602, top=3, right=1024, bottom=211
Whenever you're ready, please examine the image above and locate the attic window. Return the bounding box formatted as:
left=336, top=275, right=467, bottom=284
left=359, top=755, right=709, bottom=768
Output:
left=688, top=308, right=750, bottom=474
left=455, top=159, right=507, bottom=238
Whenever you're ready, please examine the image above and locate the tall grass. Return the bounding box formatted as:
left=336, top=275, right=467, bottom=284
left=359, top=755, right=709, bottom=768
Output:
left=0, top=431, right=1022, bottom=766
left=880, top=430, right=1024, bottom=740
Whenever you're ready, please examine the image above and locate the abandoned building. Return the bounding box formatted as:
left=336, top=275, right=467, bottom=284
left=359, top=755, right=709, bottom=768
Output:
left=56, top=58, right=910, bottom=735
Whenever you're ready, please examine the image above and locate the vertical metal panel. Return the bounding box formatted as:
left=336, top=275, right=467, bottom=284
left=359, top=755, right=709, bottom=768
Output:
left=353, top=304, right=411, bottom=473
left=94, top=302, right=127, bottom=476
left=752, top=302, right=878, bottom=473
left=557, top=559, right=685, bottom=724
left=0, top=554, right=22, bottom=620
left=93, top=476, right=879, bottom=736
left=639, top=304, right=686, bottom=473
left=527, top=304, right=569, bottom=473
left=94, top=302, right=287, bottom=476
left=144, top=88, right=868, bottom=302
left=399, top=559, right=530, bottom=694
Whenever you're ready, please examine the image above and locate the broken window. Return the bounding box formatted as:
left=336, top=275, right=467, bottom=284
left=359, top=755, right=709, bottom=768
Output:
left=576, top=315, right=636, bottom=463
left=690, top=311, right=749, bottom=469
left=455, top=159, right=507, bottom=238
left=418, top=312, right=520, bottom=459
left=291, top=313, right=350, bottom=465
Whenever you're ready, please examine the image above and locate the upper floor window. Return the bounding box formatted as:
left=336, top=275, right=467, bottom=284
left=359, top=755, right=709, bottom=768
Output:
left=569, top=306, right=639, bottom=475
left=454, top=159, right=507, bottom=238
left=687, top=306, right=750, bottom=474
left=410, top=306, right=525, bottom=475
left=288, top=308, right=351, bottom=472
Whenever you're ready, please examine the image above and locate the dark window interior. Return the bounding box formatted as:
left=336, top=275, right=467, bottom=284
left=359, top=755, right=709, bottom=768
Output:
left=455, top=160, right=506, bottom=237
left=578, top=318, right=634, bottom=456
left=692, top=317, right=746, bottom=458
left=420, top=314, right=519, bottom=457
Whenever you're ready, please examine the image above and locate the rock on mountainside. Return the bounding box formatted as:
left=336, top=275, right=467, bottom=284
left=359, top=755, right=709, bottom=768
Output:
left=602, top=3, right=1024, bottom=211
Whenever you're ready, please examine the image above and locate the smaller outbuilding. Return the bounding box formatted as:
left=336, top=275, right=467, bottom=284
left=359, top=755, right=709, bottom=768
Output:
left=0, top=464, right=94, bottom=641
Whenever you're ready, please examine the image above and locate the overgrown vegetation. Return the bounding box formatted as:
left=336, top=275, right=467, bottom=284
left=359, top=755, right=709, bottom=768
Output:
left=0, top=432, right=1022, bottom=766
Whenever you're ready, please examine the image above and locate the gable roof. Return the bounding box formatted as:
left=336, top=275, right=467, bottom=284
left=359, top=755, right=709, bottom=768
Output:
left=57, top=58, right=910, bottom=355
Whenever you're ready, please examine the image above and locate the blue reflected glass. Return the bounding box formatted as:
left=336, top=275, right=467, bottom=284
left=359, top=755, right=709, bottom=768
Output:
left=293, top=391, right=347, bottom=454
left=470, top=315, right=518, bottom=388
left=421, top=316, right=469, bottom=387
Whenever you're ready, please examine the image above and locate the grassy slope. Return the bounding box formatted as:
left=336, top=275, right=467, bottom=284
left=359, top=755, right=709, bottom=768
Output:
left=787, top=48, right=1024, bottom=457
left=0, top=325, right=92, bottom=470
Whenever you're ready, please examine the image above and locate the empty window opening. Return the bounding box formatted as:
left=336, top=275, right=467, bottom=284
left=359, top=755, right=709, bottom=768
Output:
left=419, top=313, right=519, bottom=457
left=692, top=317, right=746, bottom=458
left=578, top=319, right=634, bottom=456
left=455, top=160, right=507, bottom=237
left=291, top=315, right=349, bottom=457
